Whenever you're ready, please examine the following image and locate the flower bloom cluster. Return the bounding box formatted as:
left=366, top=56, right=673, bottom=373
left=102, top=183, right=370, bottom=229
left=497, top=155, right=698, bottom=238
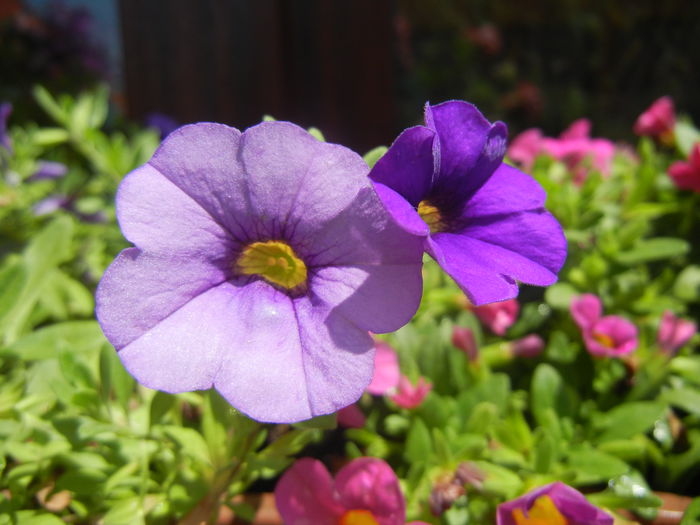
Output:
left=634, top=96, right=676, bottom=142
left=275, top=457, right=429, bottom=525
left=570, top=294, right=638, bottom=357
left=497, top=482, right=613, bottom=525
left=509, top=119, right=616, bottom=183
left=96, top=100, right=566, bottom=423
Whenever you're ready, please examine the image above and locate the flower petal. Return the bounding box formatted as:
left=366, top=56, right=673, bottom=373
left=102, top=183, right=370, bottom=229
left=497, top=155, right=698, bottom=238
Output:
left=369, top=125, right=436, bottom=206
left=335, top=458, right=406, bottom=525
left=95, top=248, right=228, bottom=350
left=367, top=342, right=400, bottom=395
left=570, top=294, right=602, bottom=331
left=213, top=285, right=375, bottom=423
left=427, top=235, right=518, bottom=305
left=148, top=123, right=253, bottom=241
left=275, top=458, right=343, bottom=525
left=461, top=163, right=546, bottom=218
left=117, top=164, right=236, bottom=258
left=372, top=182, right=430, bottom=236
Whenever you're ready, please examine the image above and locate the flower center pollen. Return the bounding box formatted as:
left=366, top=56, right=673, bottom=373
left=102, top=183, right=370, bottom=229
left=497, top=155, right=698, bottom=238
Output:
left=592, top=331, right=615, bottom=348
left=417, top=200, right=445, bottom=233
left=236, top=240, right=307, bottom=290
left=338, top=509, right=380, bottom=525
left=512, top=495, right=568, bottom=525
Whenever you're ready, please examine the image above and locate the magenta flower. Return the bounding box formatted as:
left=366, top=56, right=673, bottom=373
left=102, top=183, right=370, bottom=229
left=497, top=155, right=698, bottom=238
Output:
left=474, top=298, right=520, bottom=336
left=507, top=129, right=544, bottom=172
left=570, top=294, right=638, bottom=357
left=275, top=457, right=429, bottom=525
left=96, top=122, right=424, bottom=423
left=634, top=96, right=676, bottom=141
left=497, top=482, right=613, bottom=525
left=451, top=326, right=478, bottom=361
left=657, top=310, right=697, bottom=354
left=368, top=341, right=401, bottom=395
left=337, top=404, right=366, bottom=429
left=390, top=375, right=432, bottom=409
left=668, top=143, right=700, bottom=193
left=0, top=102, right=12, bottom=152
left=369, top=100, right=566, bottom=305
left=510, top=334, right=545, bottom=358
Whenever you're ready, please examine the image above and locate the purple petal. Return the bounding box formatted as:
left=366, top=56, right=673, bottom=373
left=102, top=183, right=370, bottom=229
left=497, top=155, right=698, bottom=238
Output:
left=335, top=458, right=406, bottom=525
left=369, top=125, right=436, bottom=206
left=148, top=123, right=252, bottom=240
left=427, top=235, right=518, bottom=305
left=461, top=163, right=546, bottom=218
left=96, top=248, right=228, bottom=350
left=116, top=164, right=235, bottom=259
left=456, top=209, right=567, bottom=285
left=214, top=286, right=375, bottom=423
left=275, top=458, right=342, bottom=525
left=372, top=182, right=430, bottom=236
left=29, top=160, right=68, bottom=180
left=239, top=121, right=372, bottom=240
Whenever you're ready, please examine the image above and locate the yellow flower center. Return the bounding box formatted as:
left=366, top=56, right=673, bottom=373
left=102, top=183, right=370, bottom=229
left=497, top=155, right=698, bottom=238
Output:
left=236, top=240, right=307, bottom=290
left=338, top=510, right=380, bottom=525
left=592, top=331, right=615, bottom=348
left=512, top=495, right=568, bottom=525
left=417, top=200, right=445, bottom=233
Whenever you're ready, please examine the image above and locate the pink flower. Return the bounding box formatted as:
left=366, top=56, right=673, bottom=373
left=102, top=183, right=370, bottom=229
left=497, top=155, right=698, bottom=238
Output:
left=473, top=298, right=519, bottom=336
left=570, top=294, right=638, bottom=357
left=497, top=482, right=613, bottom=525
left=451, top=326, right=478, bottom=361
left=657, top=310, right=697, bottom=355
left=507, top=128, right=544, bottom=171
left=275, top=457, right=430, bottom=525
left=634, top=96, right=676, bottom=141
left=390, top=375, right=432, bottom=409
left=668, top=143, right=700, bottom=193
left=368, top=341, right=400, bottom=395
left=510, top=334, right=545, bottom=358
left=337, top=404, right=366, bottom=429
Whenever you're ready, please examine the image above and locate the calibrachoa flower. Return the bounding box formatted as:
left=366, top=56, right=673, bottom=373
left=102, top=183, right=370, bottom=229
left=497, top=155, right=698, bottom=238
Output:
left=337, top=404, right=366, bottom=429
left=510, top=334, right=545, bottom=358
left=451, top=326, right=478, bottom=361
left=497, top=482, right=613, bottom=525
left=28, top=160, right=68, bottom=181
left=634, top=96, right=675, bottom=142
left=390, top=375, right=432, bottom=409
left=473, top=298, right=520, bottom=335
left=668, top=143, right=700, bottom=193
left=657, top=310, right=697, bottom=355
left=96, top=122, right=424, bottom=423
left=275, top=457, right=429, bottom=525
left=368, top=341, right=400, bottom=395
left=370, top=100, right=566, bottom=305
left=507, top=128, right=544, bottom=172
left=570, top=294, right=638, bottom=357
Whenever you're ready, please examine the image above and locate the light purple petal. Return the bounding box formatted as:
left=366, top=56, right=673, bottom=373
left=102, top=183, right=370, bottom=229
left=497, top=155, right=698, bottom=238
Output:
left=214, top=286, right=375, bottom=423
left=461, top=163, right=546, bottom=218
left=29, top=160, right=68, bottom=180
left=335, top=458, right=406, bottom=525
left=95, top=248, right=228, bottom=350
left=455, top=208, right=567, bottom=285
left=369, top=125, right=436, bottom=206
left=372, top=182, right=430, bottom=236
left=427, top=235, right=518, bottom=305
left=275, top=458, right=343, bottom=525
left=116, top=164, right=236, bottom=259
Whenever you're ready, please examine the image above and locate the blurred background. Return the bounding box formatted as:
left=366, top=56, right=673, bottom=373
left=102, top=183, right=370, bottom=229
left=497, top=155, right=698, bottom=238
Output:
left=2, top=0, right=699, bottom=153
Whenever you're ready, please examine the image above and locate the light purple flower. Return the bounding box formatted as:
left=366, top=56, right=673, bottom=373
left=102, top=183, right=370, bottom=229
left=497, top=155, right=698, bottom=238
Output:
left=275, top=457, right=430, bottom=525
left=370, top=100, right=566, bottom=305
left=497, top=481, right=613, bottom=525
left=570, top=294, right=638, bottom=357
left=146, top=112, right=179, bottom=139
left=1, top=102, right=12, bottom=152
left=32, top=194, right=70, bottom=216
left=28, top=160, right=68, bottom=181
left=96, top=121, right=423, bottom=423
left=657, top=310, right=697, bottom=354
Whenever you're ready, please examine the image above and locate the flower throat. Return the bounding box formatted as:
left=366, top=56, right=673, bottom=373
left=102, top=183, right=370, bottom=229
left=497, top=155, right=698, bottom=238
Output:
left=236, top=241, right=307, bottom=290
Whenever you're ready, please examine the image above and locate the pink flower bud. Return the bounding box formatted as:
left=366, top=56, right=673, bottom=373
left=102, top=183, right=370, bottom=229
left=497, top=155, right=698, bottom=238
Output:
left=511, top=334, right=545, bottom=358
left=452, top=326, right=478, bottom=361
left=657, top=310, right=697, bottom=354
left=474, top=299, right=519, bottom=336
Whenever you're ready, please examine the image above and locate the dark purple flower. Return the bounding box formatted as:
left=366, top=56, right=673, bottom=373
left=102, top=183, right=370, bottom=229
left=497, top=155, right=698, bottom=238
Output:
left=370, top=101, right=566, bottom=305
left=1, top=102, right=12, bottom=152
left=497, top=482, right=613, bottom=525
left=96, top=122, right=423, bottom=423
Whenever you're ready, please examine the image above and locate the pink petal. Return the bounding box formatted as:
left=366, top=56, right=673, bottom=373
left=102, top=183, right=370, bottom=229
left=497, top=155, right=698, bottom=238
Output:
left=368, top=341, right=400, bottom=395
left=570, top=294, right=602, bottom=331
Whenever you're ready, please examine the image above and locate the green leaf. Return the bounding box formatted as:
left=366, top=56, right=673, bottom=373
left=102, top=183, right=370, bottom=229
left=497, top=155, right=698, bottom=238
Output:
left=473, top=461, right=523, bottom=498
left=363, top=146, right=387, bottom=168
left=567, top=448, right=630, bottom=484
left=661, top=388, right=700, bottom=416
left=405, top=417, right=432, bottom=464
left=674, top=265, right=700, bottom=302
left=615, top=238, right=690, bottom=266
left=162, top=426, right=211, bottom=466
left=100, top=344, right=135, bottom=410
left=33, top=85, right=66, bottom=124
left=6, top=321, right=105, bottom=360
left=680, top=498, right=700, bottom=525
left=9, top=513, right=66, bottom=525
left=55, top=469, right=107, bottom=494
left=307, top=127, right=325, bottom=142
left=675, top=120, right=700, bottom=156
left=544, top=283, right=579, bottom=310
left=531, top=364, right=576, bottom=430
left=532, top=427, right=556, bottom=473
left=596, top=401, right=666, bottom=442
left=293, top=413, right=337, bottom=430
left=101, top=497, right=145, bottom=525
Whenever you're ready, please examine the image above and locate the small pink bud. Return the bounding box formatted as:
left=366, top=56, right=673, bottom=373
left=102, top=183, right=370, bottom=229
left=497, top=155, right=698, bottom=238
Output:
left=511, top=334, right=545, bottom=358
left=474, top=299, right=519, bottom=336
left=634, top=96, right=676, bottom=139
left=390, top=375, right=432, bottom=409
left=452, top=326, right=478, bottom=361
left=657, top=310, right=697, bottom=354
